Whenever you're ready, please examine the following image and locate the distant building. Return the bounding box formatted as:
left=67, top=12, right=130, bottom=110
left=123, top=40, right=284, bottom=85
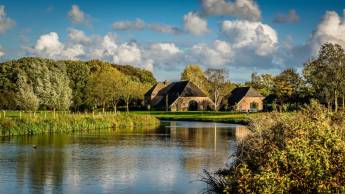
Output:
left=227, top=87, right=264, bottom=112
left=144, top=80, right=214, bottom=111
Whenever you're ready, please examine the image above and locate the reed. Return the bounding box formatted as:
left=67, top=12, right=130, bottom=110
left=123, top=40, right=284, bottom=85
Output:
left=0, top=111, right=160, bottom=136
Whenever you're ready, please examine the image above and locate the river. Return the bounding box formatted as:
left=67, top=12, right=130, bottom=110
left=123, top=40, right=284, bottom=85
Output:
left=0, top=120, right=250, bottom=194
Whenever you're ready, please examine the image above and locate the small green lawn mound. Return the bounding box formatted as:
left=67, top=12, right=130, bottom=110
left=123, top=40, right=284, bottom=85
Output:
left=135, top=111, right=254, bottom=124
left=203, top=101, right=345, bottom=193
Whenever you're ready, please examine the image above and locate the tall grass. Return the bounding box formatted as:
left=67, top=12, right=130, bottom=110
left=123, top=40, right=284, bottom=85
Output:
left=0, top=111, right=160, bottom=136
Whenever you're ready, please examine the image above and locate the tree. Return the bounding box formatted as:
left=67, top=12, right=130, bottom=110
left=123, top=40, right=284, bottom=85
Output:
left=205, top=68, right=229, bottom=111
left=18, top=57, right=72, bottom=110
left=181, top=64, right=208, bottom=93
left=86, top=66, right=124, bottom=113
left=304, top=43, right=345, bottom=112
left=247, top=72, right=274, bottom=96
left=15, top=73, right=39, bottom=111
left=273, top=68, right=304, bottom=111
left=120, top=78, right=142, bottom=112
left=64, top=60, right=91, bottom=111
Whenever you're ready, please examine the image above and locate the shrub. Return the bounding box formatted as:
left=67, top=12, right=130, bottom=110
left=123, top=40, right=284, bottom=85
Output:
left=203, top=101, right=345, bottom=193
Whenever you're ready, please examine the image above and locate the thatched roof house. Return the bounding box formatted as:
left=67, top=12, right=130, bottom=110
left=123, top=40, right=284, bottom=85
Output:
left=227, top=87, right=264, bottom=112
left=144, top=80, right=214, bottom=111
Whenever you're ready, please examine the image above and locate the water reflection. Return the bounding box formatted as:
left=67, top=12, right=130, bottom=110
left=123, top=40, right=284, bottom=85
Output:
left=0, top=121, right=250, bottom=194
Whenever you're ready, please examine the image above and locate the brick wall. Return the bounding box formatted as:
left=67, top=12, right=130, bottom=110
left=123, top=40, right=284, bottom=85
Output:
left=235, top=97, right=264, bottom=112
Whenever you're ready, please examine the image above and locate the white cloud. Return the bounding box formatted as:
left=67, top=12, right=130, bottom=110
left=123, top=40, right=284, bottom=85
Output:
left=221, top=20, right=278, bottom=56
left=113, top=43, right=142, bottom=65
left=32, top=32, right=84, bottom=60
left=146, top=43, right=182, bottom=68
left=0, top=5, right=15, bottom=33
left=68, top=28, right=91, bottom=43
left=68, top=5, right=91, bottom=26
left=201, top=0, right=261, bottom=21
left=186, top=40, right=232, bottom=67
left=112, top=18, right=182, bottom=35
left=310, top=9, right=345, bottom=55
left=183, top=12, right=209, bottom=36
left=34, top=32, right=64, bottom=58
left=273, top=9, right=299, bottom=23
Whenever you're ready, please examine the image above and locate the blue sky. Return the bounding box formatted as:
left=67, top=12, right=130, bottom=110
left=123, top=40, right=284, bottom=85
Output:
left=0, top=0, right=345, bottom=82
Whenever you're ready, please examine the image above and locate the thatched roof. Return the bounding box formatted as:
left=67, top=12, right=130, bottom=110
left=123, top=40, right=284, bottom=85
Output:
left=152, top=80, right=208, bottom=108
left=228, top=87, right=264, bottom=106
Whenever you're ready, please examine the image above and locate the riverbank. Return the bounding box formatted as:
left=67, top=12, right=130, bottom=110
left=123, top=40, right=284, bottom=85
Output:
left=134, top=111, right=256, bottom=125
left=0, top=111, right=160, bottom=136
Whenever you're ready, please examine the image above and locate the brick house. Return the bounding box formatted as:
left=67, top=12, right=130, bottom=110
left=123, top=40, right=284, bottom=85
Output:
left=227, top=87, right=264, bottom=112
left=144, top=80, right=214, bottom=111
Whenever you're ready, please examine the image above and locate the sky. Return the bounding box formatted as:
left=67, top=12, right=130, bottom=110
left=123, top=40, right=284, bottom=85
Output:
left=0, top=0, right=345, bottom=82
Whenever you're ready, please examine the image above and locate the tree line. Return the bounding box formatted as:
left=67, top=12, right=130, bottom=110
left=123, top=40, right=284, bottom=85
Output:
left=0, top=57, right=156, bottom=112
left=180, top=43, right=345, bottom=112
left=247, top=43, right=345, bottom=112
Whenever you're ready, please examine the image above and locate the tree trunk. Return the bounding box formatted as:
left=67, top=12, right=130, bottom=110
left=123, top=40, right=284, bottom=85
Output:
left=327, top=100, right=331, bottom=112
left=335, top=90, right=338, bottom=112
left=342, top=95, right=345, bottom=110
left=113, top=101, right=118, bottom=114
left=126, top=98, right=129, bottom=112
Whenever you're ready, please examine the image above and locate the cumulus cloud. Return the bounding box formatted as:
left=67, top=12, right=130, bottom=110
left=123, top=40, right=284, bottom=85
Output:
left=113, top=43, right=142, bottom=65
left=310, top=9, right=345, bottom=55
left=183, top=12, right=209, bottom=36
left=201, top=0, right=261, bottom=21
left=186, top=40, right=232, bottom=67
left=273, top=9, right=299, bottom=23
left=29, top=31, right=156, bottom=71
left=221, top=20, right=278, bottom=56
left=112, top=18, right=182, bottom=35
left=31, top=32, right=84, bottom=59
left=68, top=28, right=91, bottom=43
left=145, top=43, right=182, bottom=70
left=68, top=5, right=91, bottom=26
left=0, top=5, right=15, bottom=34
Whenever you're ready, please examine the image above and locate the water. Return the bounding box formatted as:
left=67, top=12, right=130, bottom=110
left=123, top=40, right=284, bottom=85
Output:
left=0, top=121, right=249, bottom=194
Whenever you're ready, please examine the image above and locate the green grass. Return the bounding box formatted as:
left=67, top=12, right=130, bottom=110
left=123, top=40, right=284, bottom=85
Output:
left=133, top=111, right=257, bottom=124
left=0, top=111, right=160, bottom=136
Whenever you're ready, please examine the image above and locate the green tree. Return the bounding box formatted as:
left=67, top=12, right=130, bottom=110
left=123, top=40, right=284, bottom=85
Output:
left=120, top=78, right=142, bottom=112
left=248, top=72, right=274, bottom=96
left=17, top=57, right=72, bottom=110
left=304, top=43, right=345, bottom=112
left=273, top=68, right=303, bottom=110
left=15, top=73, right=39, bottom=110
left=64, top=60, right=91, bottom=111
left=87, top=66, right=124, bottom=112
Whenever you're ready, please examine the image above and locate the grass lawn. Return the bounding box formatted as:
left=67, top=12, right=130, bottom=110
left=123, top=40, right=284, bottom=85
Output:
left=133, top=111, right=258, bottom=124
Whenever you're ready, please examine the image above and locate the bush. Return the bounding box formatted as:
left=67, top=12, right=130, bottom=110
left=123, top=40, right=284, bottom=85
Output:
left=203, top=101, right=345, bottom=193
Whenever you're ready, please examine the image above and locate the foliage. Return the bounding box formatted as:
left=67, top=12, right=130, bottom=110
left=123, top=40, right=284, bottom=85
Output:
left=64, top=60, right=91, bottom=111
left=304, top=43, right=345, bottom=112
left=247, top=72, right=274, bottom=96
left=203, top=101, right=345, bottom=193
left=86, top=65, right=124, bottom=112
left=0, top=57, right=155, bottom=111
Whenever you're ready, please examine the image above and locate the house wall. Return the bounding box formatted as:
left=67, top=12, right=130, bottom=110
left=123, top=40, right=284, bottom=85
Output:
left=170, top=97, right=214, bottom=111
left=235, top=97, right=264, bottom=112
